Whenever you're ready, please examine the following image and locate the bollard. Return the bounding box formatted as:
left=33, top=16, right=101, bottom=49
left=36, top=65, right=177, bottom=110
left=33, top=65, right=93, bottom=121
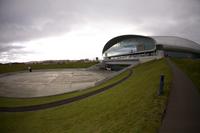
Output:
left=158, top=75, right=164, bottom=96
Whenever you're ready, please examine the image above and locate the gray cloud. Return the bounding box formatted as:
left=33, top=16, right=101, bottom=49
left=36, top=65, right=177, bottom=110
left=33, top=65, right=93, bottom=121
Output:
left=0, top=43, right=23, bottom=53
left=0, top=0, right=200, bottom=62
left=0, top=43, right=25, bottom=63
left=1, top=0, right=200, bottom=43
left=0, top=0, right=85, bottom=43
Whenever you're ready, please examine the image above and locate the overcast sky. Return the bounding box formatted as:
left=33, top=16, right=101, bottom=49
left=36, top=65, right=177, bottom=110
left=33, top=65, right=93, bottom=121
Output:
left=0, top=0, right=200, bottom=63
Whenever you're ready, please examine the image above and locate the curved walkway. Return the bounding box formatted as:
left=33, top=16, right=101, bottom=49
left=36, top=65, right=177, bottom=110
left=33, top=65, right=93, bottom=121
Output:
left=0, top=70, right=132, bottom=112
left=159, top=59, right=200, bottom=133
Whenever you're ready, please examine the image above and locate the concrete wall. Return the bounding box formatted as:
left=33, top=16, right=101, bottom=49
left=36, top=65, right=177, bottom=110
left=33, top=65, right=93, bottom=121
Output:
left=94, top=61, right=139, bottom=86
left=139, top=55, right=162, bottom=63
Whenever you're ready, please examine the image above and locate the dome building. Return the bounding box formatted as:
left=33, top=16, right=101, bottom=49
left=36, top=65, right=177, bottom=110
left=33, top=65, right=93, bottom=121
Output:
left=102, top=35, right=200, bottom=70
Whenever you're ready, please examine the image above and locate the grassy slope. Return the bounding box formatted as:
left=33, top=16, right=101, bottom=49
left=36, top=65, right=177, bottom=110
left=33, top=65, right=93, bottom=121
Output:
left=0, top=61, right=98, bottom=74
left=0, top=70, right=129, bottom=107
left=172, top=58, right=200, bottom=91
left=0, top=59, right=172, bottom=133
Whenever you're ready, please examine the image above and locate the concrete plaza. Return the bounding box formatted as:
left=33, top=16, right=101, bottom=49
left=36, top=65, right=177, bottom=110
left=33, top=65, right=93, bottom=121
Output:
left=0, top=69, right=113, bottom=98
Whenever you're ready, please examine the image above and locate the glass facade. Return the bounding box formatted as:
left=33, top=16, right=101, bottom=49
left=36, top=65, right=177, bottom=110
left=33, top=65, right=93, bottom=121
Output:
left=103, top=37, right=156, bottom=57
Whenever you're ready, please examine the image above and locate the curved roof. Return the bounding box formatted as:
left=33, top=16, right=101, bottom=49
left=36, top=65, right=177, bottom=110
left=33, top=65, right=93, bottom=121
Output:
left=102, top=35, right=156, bottom=54
left=152, top=36, right=200, bottom=54
left=103, top=35, right=200, bottom=55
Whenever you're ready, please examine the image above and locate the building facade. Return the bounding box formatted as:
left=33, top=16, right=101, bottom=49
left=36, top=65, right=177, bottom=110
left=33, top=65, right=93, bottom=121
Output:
left=102, top=35, right=200, bottom=70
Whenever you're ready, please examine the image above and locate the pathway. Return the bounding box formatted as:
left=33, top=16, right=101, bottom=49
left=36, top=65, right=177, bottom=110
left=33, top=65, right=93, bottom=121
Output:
left=159, top=59, right=200, bottom=133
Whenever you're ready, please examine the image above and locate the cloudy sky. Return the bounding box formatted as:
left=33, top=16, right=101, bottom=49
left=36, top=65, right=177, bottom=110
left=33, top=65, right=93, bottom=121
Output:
left=0, top=0, right=200, bottom=63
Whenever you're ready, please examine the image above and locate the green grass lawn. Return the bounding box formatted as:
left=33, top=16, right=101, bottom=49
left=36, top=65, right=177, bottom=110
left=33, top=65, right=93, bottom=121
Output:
left=0, top=61, right=98, bottom=74
left=0, top=59, right=172, bottom=133
left=172, top=58, right=200, bottom=91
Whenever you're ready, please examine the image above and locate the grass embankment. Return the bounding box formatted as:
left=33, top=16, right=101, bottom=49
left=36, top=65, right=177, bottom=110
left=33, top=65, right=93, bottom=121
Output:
left=172, top=58, right=200, bottom=91
left=0, top=61, right=98, bottom=74
left=0, top=70, right=130, bottom=107
left=0, top=59, right=172, bottom=133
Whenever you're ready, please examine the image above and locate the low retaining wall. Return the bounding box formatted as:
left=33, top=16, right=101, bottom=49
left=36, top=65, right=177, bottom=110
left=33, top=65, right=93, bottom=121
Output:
left=95, top=56, right=163, bottom=86
left=95, top=62, right=139, bottom=86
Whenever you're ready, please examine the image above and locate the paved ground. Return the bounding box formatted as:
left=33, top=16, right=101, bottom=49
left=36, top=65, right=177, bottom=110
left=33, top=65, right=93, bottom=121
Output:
left=0, top=70, right=132, bottom=112
left=0, top=69, right=114, bottom=98
left=159, top=59, right=200, bottom=133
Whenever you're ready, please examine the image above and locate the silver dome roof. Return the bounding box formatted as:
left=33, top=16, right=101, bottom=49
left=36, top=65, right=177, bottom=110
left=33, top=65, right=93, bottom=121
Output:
left=152, top=36, right=200, bottom=54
